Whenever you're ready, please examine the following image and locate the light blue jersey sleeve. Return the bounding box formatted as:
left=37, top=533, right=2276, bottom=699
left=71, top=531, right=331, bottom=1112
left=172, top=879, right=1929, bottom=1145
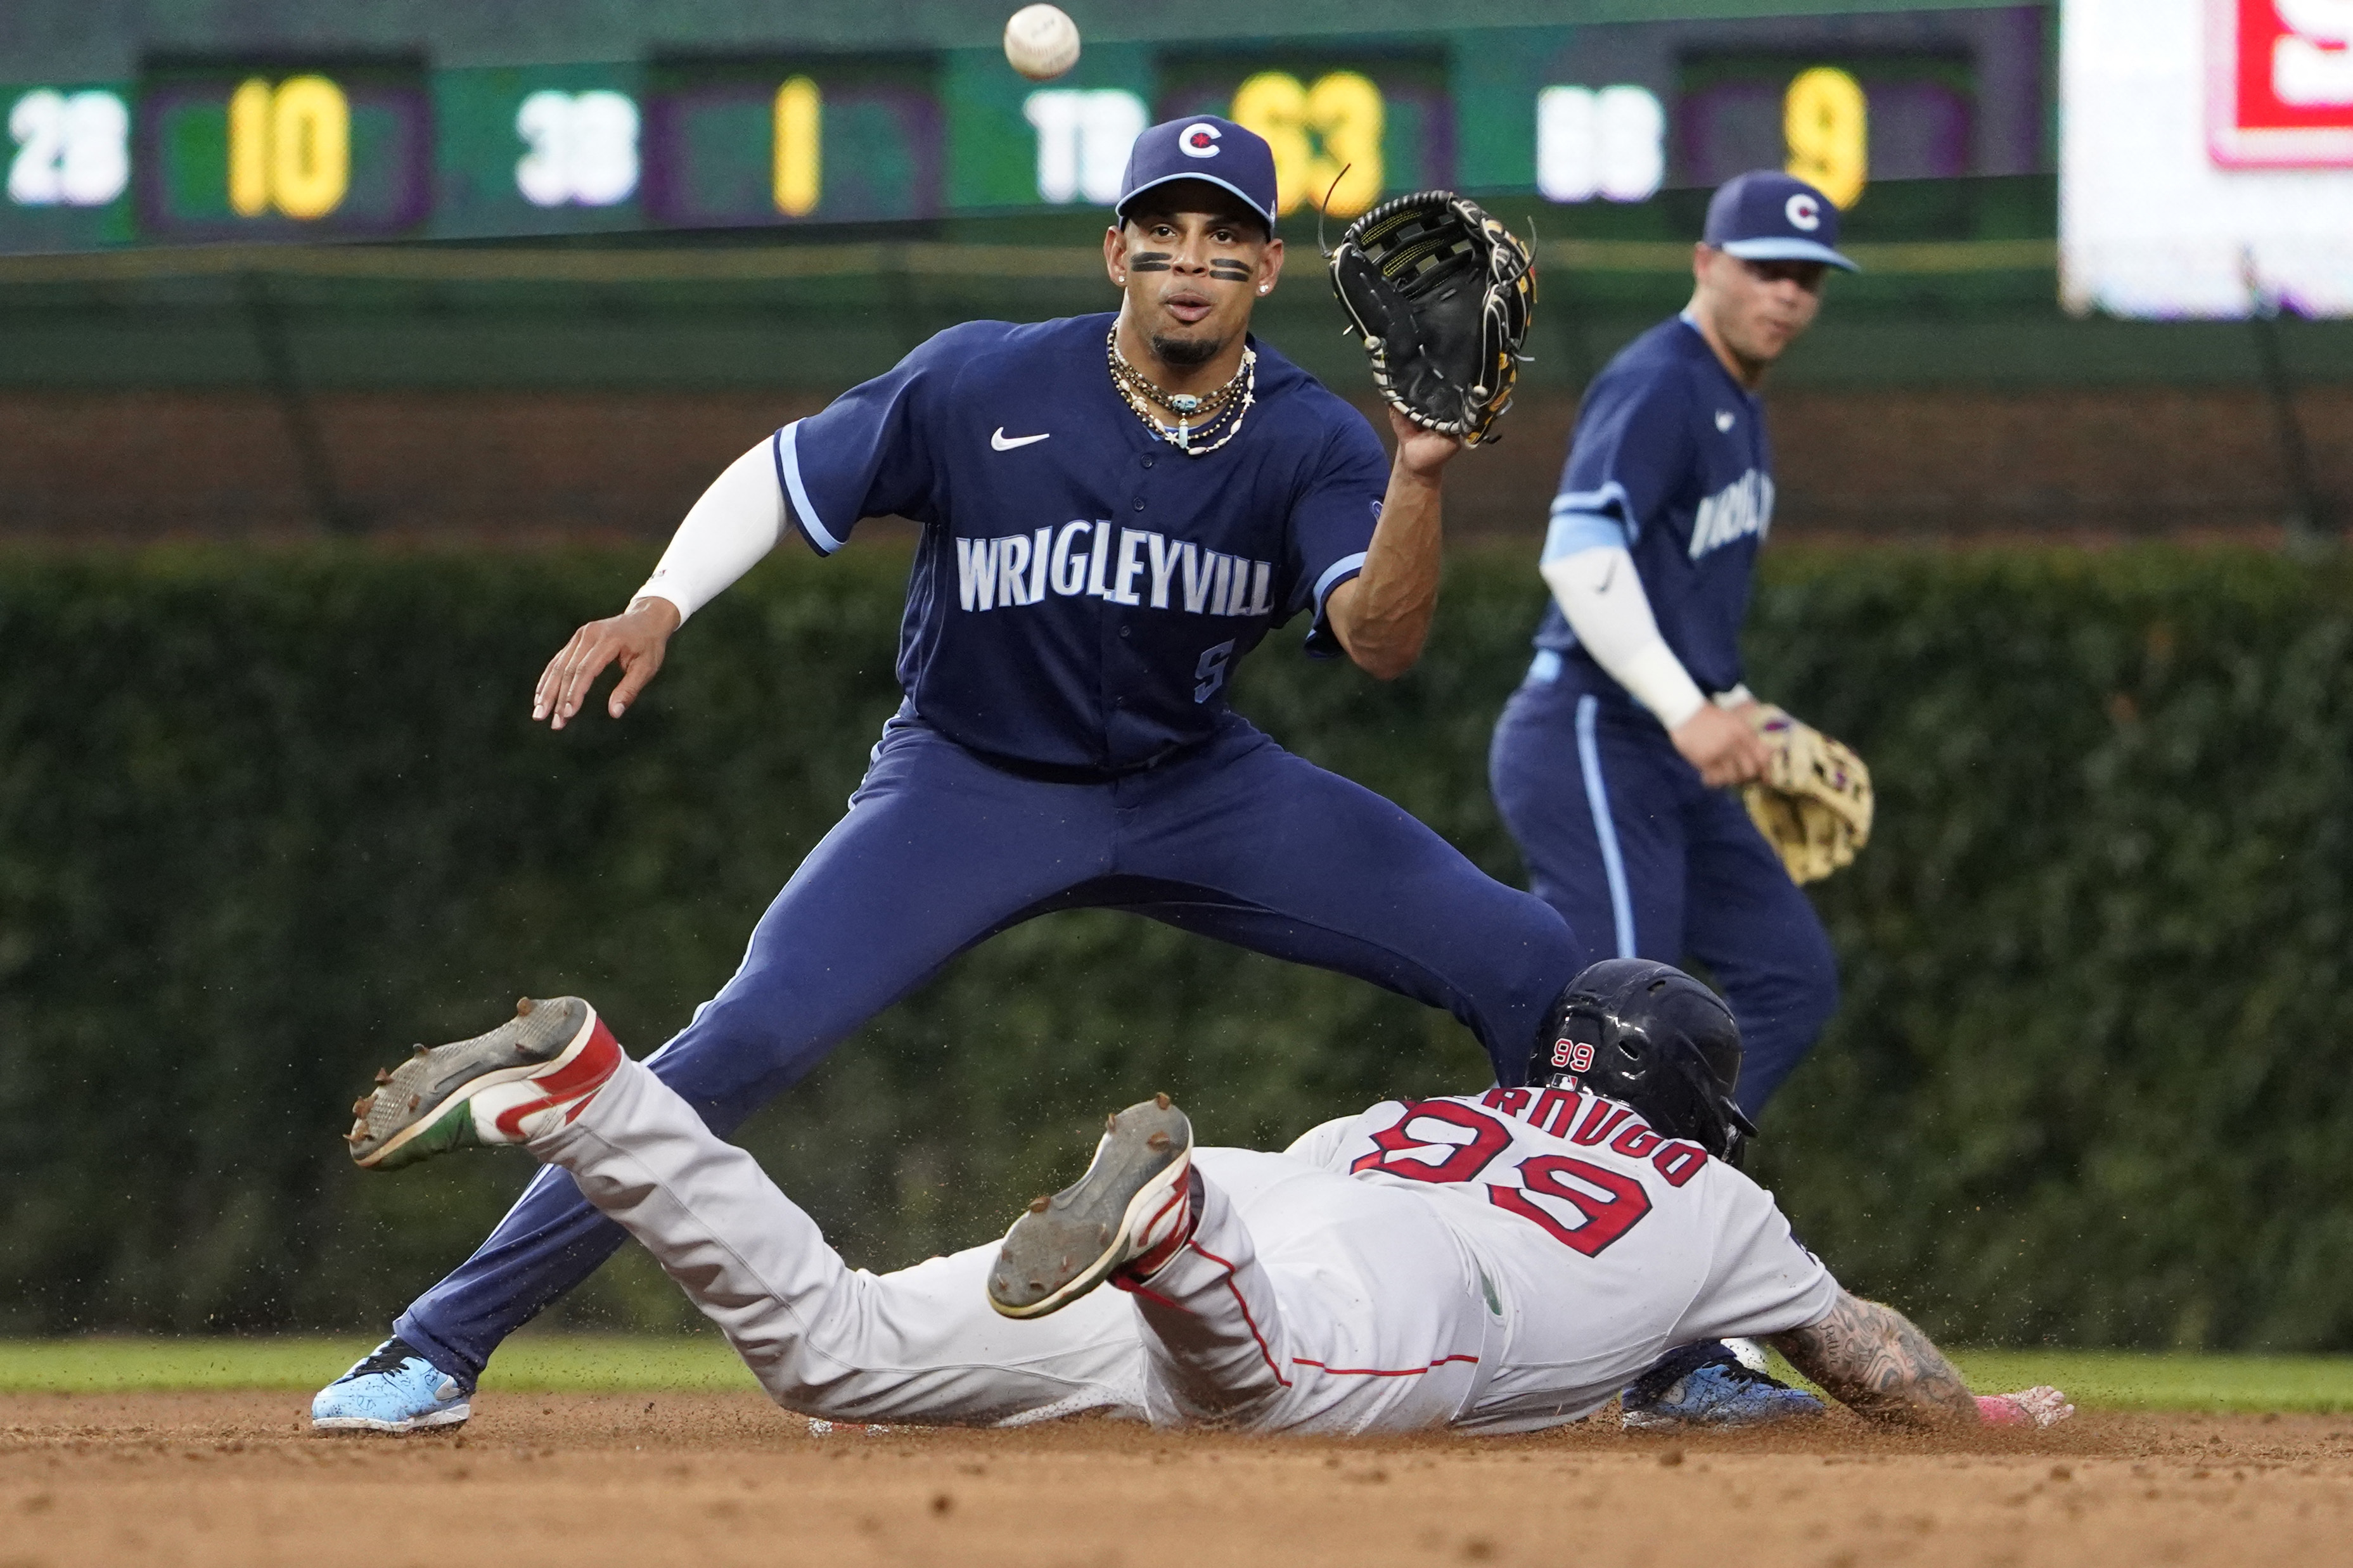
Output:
left=1541, top=369, right=1695, bottom=565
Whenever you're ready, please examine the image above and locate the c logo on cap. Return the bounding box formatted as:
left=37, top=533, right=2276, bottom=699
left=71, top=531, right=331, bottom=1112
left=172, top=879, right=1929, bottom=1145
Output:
left=1179, top=122, right=1222, bottom=159
left=1785, top=193, right=1823, bottom=231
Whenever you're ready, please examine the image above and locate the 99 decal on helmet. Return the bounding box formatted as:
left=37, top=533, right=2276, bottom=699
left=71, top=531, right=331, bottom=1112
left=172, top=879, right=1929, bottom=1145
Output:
left=1549, top=1034, right=1597, bottom=1076
left=1327, top=191, right=1536, bottom=446
left=1535, top=959, right=1759, bottom=1167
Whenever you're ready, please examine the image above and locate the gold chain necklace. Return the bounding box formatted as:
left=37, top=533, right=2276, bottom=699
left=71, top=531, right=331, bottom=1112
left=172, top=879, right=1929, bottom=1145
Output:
left=1106, top=330, right=1257, bottom=456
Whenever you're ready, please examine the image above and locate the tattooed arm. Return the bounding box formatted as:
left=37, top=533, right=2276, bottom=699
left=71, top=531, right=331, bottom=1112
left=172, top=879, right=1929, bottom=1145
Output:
left=1766, top=1290, right=1980, bottom=1426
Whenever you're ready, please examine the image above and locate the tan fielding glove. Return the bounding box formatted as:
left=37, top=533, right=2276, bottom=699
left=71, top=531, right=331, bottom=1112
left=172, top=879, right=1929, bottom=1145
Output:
left=1740, top=704, right=1874, bottom=885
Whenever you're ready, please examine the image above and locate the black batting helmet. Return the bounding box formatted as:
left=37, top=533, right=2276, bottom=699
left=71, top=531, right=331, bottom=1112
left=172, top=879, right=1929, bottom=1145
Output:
left=1534, top=959, right=1758, bottom=1165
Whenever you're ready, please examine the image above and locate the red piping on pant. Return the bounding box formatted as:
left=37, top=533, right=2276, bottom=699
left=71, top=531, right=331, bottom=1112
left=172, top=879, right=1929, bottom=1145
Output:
left=1290, top=1353, right=1482, bottom=1379
left=1184, top=1238, right=1292, bottom=1389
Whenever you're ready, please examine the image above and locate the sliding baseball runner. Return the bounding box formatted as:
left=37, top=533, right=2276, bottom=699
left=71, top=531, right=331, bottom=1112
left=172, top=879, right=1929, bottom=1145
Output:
left=327, top=962, right=2070, bottom=1437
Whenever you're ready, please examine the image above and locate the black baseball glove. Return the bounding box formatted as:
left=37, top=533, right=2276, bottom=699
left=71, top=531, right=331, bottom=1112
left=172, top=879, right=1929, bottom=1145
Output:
left=1328, top=191, right=1536, bottom=446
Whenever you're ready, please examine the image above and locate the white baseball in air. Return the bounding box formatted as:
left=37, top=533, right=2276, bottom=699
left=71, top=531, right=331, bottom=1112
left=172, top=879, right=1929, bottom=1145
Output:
left=1004, top=4, right=1082, bottom=81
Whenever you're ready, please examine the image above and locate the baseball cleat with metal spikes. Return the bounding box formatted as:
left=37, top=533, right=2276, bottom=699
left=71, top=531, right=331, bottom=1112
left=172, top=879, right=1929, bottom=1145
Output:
left=344, top=996, right=623, bottom=1170
left=987, top=1093, right=1195, bottom=1320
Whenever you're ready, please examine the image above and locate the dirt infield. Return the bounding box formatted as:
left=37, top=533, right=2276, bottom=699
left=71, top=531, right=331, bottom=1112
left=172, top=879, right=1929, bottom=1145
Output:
left=2, top=1393, right=2347, bottom=1567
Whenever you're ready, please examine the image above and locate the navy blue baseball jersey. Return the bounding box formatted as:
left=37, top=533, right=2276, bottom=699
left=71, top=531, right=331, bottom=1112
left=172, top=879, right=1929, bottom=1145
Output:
left=1530, top=315, right=1773, bottom=697
left=771, top=312, right=1388, bottom=773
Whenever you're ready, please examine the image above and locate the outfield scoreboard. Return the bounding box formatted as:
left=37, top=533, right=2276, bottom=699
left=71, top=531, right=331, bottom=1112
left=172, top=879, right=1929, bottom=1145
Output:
left=2063, top=0, right=2353, bottom=316
left=2, top=9, right=2049, bottom=255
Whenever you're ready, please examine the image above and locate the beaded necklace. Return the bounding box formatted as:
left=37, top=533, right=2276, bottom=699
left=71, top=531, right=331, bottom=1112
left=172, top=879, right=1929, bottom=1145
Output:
left=1106, top=329, right=1257, bottom=456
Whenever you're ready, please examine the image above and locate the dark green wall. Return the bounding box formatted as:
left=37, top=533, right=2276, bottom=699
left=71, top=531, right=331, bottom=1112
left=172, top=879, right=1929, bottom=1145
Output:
left=8, top=185, right=2353, bottom=395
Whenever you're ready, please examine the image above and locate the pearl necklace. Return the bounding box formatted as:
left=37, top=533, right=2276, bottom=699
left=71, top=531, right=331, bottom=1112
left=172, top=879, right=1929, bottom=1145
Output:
left=1106, top=330, right=1257, bottom=456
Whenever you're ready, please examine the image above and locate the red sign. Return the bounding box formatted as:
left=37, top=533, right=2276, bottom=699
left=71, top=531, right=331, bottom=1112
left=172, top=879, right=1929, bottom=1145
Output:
left=2212, top=0, right=2353, bottom=164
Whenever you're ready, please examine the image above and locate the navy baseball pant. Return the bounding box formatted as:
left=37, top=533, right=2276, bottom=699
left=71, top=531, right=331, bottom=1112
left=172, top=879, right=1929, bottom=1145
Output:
left=1487, top=675, right=1837, bottom=1118
left=397, top=708, right=1582, bottom=1381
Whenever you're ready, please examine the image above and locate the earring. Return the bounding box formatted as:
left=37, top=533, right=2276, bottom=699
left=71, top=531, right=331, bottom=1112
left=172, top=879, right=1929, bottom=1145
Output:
left=1257, top=284, right=1270, bottom=295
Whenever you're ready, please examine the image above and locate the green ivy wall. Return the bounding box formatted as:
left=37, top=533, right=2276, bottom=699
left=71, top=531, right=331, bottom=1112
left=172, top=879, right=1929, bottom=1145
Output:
left=3, top=543, right=2348, bottom=1349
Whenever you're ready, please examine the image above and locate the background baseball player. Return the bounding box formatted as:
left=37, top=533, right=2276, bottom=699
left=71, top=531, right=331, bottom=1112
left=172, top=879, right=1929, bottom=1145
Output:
left=1487, top=170, right=1859, bottom=1428
left=325, top=963, right=2071, bottom=1437
left=313, top=116, right=1584, bottom=1432
left=1491, top=171, right=1854, bottom=1135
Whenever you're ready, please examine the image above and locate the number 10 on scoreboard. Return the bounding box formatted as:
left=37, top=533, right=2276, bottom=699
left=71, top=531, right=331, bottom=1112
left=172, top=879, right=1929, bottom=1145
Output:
left=227, top=77, right=348, bottom=219
left=229, top=76, right=349, bottom=219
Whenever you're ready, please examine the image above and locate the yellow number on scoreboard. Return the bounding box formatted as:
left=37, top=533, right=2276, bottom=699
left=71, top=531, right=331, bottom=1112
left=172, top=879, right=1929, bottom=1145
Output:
left=1229, top=70, right=1383, bottom=218
left=1307, top=73, right=1382, bottom=217
left=228, top=74, right=350, bottom=220
left=773, top=76, right=820, bottom=217
left=228, top=80, right=271, bottom=215
left=1783, top=66, right=1866, bottom=210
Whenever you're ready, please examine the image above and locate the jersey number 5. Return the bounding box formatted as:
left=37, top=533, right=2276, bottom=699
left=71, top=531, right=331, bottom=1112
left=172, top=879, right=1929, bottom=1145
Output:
left=1193, top=639, right=1235, bottom=703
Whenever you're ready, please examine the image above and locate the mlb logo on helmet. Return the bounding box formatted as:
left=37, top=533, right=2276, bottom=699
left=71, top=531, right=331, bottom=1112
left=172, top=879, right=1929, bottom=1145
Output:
left=1116, top=115, right=1281, bottom=232
left=1702, top=170, right=1859, bottom=272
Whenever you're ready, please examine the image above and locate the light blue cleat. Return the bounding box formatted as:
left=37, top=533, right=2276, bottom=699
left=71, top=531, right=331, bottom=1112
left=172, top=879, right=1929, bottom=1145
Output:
left=1620, top=1340, right=1825, bottom=1431
left=312, top=1337, right=471, bottom=1434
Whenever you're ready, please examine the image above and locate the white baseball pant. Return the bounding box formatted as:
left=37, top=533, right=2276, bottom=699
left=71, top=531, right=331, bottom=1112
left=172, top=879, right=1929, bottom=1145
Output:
left=526, top=1058, right=1499, bottom=1434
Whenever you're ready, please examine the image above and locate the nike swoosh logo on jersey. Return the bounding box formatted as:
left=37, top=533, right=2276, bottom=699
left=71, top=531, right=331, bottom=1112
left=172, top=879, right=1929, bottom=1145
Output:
left=991, top=428, right=1051, bottom=450
left=1715, top=411, right=1735, bottom=432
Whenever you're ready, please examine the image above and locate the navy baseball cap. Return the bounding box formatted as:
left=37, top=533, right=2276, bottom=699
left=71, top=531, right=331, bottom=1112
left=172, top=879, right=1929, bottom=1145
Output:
left=1702, top=170, right=1859, bottom=272
left=1115, top=116, right=1280, bottom=234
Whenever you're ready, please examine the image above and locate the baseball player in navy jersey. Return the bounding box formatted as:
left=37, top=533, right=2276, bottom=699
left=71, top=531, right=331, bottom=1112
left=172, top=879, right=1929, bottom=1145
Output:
left=324, top=963, right=2073, bottom=1437
left=1492, top=170, right=1852, bottom=1110
left=1486, top=172, right=1856, bottom=1427
left=313, top=116, right=1585, bottom=1433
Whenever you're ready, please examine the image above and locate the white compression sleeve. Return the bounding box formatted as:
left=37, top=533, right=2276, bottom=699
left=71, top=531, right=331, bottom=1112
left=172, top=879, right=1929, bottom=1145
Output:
left=631, top=438, right=786, bottom=623
left=1539, top=543, right=1709, bottom=730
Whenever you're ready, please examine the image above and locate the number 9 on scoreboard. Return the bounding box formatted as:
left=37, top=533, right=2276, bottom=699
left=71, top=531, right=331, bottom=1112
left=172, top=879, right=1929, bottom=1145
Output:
left=1784, top=67, right=1867, bottom=208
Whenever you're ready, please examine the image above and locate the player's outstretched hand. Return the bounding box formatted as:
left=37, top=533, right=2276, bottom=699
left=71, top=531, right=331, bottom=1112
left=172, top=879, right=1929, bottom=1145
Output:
left=532, top=596, right=683, bottom=730
left=1977, top=1386, right=2075, bottom=1428
left=1670, top=701, right=1771, bottom=788
left=1387, top=406, right=1463, bottom=480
